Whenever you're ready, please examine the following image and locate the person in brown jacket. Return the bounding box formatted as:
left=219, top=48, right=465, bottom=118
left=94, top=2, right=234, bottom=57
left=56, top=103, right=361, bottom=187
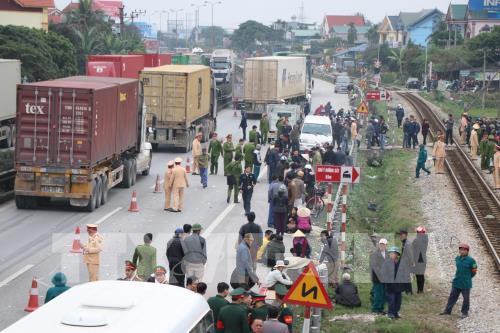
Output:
left=432, top=135, right=446, bottom=174
left=163, top=160, right=174, bottom=211
left=288, top=171, right=305, bottom=207
left=494, top=144, right=500, bottom=190
left=169, top=157, right=189, bottom=212
left=470, top=124, right=480, bottom=160
left=192, top=133, right=203, bottom=175
left=79, top=224, right=103, bottom=282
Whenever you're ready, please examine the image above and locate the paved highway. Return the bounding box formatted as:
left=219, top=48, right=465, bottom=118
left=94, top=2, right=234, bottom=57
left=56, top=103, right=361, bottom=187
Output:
left=0, top=78, right=348, bottom=329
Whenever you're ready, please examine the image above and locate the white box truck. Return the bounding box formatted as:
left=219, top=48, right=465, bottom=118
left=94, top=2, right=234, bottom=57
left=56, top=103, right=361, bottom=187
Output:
left=244, top=56, right=307, bottom=116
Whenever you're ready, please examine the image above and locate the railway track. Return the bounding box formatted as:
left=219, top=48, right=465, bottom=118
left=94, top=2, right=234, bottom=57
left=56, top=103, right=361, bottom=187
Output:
left=398, top=92, right=500, bottom=270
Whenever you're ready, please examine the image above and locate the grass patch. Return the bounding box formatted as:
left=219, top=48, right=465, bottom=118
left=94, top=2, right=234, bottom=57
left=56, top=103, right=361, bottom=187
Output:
left=419, top=91, right=498, bottom=119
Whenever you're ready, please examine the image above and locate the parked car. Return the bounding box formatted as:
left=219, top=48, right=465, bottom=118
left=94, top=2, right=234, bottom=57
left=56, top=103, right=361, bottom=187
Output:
left=334, top=76, right=350, bottom=93
left=405, top=78, right=421, bottom=89
left=299, top=115, right=333, bottom=152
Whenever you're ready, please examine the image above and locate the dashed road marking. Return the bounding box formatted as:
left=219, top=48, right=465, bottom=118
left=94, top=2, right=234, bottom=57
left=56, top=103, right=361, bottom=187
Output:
left=94, top=207, right=122, bottom=225
left=0, top=264, right=34, bottom=288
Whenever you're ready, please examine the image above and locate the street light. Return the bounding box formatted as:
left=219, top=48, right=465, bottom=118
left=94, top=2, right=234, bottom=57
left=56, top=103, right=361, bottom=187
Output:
left=170, top=8, right=184, bottom=48
left=191, top=3, right=206, bottom=28
left=204, top=0, right=222, bottom=49
left=154, top=10, right=168, bottom=33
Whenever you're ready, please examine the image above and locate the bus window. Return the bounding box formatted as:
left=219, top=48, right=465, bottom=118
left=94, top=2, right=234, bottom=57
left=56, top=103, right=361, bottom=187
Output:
left=189, top=311, right=214, bottom=333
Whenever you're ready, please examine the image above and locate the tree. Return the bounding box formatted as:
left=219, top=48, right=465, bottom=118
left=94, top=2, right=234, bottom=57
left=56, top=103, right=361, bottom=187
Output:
left=466, top=26, right=500, bottom=67
left=402, top=41, right=424, bottom=78
left=231, top=20, right=282, bottom=53
left=365, top=24, right=379, bottom=45
left=429, top=21, right=463, bottom=47
left=388, top=48, right=405, bottom=80
left=0, top=25, right=77, bottom=81
left=347, top=23, right=358, bottom=46
left=200, top=26, right=225, bottom=48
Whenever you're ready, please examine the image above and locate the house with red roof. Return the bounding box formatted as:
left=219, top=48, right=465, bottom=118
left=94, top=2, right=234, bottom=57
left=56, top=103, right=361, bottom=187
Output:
left=0, top=0, right=55, bottom=31
left=321, top=14, right=366, bottom=39
left=62, top=0, right=123, bottom=23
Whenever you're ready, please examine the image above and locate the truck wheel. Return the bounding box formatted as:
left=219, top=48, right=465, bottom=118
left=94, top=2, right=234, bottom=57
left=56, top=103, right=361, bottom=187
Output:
left=15, top=195, right=27, bottom=209
left=121, top=160, right=132, bottom=188
left=95, top=177, right=102, bottom=209
left=100, top=174, right=108, bottom=205
left=84, top=180, right=97, bottom=212
left=130, top=159, right=137, bottom=186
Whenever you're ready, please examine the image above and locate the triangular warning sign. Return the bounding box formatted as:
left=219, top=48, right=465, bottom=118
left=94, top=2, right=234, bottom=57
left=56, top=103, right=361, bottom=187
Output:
left=356, top=101, right=368, bottom=114
left=283, top=263, right=333, bottom=309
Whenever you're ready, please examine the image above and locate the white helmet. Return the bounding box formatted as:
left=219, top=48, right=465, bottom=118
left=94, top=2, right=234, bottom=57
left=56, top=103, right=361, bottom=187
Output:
left=397, top=103, right=402, bottom=108
left=305, top=164, right=312, bottom=170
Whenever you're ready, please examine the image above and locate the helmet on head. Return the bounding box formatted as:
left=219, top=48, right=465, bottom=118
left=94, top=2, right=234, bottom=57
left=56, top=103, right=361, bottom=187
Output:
left=388, top=246, right=401, bottom=254
left=304, top=164, right=312, bottom=170
left=458, top=243, right=470, bottom=251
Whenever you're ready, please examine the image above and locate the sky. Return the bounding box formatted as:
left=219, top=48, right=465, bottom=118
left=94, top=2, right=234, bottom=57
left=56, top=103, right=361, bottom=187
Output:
left=55, top=0, right=467, bottom=30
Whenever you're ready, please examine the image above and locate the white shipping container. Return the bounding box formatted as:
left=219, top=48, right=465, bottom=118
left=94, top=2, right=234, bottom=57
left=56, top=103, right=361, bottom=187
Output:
left=244, top=56, right=306, bottom=102
left=0, top=59, right=21, bottom=122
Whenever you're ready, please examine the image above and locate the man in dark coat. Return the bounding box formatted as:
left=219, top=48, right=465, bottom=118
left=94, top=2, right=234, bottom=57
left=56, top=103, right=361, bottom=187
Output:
left=333, top=119, right=344, bottom=149
left=335, top=273, right=361, bottom=307
left=382, top=246, right=406, bottom=319
left=322, top=145, right=336, bottom=165
left=166, top=228, right=185, bottom=286
left=395, top=104, right=404, bottom=128
left=265, top=144, right=280, bottom=184
left=240, top=166, right=257, bottom=214
left=239, top=114, right=248, bottom=140
left=370, top=238, right=388, bottom=314
left=397, top=228, right=414, bottom=294
left=412, top=226, right=428, bottom=293
left=238, top=212, right=263, bottom=267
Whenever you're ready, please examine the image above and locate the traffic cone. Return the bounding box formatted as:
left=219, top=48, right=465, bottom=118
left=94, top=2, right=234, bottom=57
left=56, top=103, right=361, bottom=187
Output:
left=185, top=158, right=191, bottom=174
left=70, top=226, right=83, bottom=253
left=153, top=175, right=162, bottom=193
left=233, top=110, right=237, bottom=117
left=24, top=278, right=39, bottom=312
left=128, top=190, right=139, bottom=212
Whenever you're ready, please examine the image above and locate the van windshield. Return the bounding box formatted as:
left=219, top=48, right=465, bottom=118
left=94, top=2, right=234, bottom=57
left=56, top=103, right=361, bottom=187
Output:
left=337, top=77, right=350, bottom=83
left=302, top=123, right=331, bottom=136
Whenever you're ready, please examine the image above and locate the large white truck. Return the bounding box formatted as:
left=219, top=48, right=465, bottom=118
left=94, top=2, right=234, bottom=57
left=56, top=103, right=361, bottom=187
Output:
left=0, top=59, right=20, bottom=200
left=244, top=56, right=307, bottom=117
left=210, top=49, right=234, bottom=84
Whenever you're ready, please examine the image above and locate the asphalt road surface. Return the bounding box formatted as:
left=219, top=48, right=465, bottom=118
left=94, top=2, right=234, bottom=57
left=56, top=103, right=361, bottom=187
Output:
left=0, top=78, right=348, bottom=330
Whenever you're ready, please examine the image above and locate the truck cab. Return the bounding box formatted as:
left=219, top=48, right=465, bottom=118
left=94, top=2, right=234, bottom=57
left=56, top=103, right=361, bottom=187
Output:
left=210, top=49, right=234, bottom=84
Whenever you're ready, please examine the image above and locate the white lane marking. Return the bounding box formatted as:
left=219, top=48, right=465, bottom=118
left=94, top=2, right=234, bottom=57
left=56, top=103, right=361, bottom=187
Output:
left=150, top=179, right=164, bottom=189
left=0, top=264, right=34, bottom=288
left=204, top=203, right=236, bottom=239
left=0, top=202, right=15, bottom=213
left=94, top=207, right=122, bottom=225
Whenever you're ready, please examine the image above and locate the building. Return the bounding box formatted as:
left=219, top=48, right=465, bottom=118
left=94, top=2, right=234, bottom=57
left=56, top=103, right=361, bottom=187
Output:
left=332, top=43, right=368, bottom=70
left=321, top=15, right=366, bottom=39
left=378, top=9, right=444, bottom=46
left=465, top=0, right=500, bottom=38
left=329, top=25, right=370, bottom=43
left=48, top=7, right=63, bottom=25
left=62, top=0, right=123, bottom=23
left=0, top=0, right=55, bottom=31
left=445, top=4, right=468, bottom=45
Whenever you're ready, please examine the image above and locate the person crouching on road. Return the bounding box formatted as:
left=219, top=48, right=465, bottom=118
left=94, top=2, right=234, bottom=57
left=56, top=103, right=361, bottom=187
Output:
left=198, top=147, right=209, bottom=188
left=147, top=265, right=168, bottom=284
left=382, top=246, right=405, bottom=319
left=440, top=243, right=477, bottom=318
left=45, top=272, right=70, bottom=303
left=263, top=260, right=293, bottom=289
left=335, top=273, right=361, bottom=308
left=119, top=260, right=142, bottom=281
left=291, top=230, right=311, bottom=258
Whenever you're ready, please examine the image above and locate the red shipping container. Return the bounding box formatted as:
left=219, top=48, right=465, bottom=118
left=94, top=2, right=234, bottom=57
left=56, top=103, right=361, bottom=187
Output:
left=142, top=54, right=172, bottom=67
left=16, top=76, right=139, bottom=169
left=86, top=55, right=145, bottom=79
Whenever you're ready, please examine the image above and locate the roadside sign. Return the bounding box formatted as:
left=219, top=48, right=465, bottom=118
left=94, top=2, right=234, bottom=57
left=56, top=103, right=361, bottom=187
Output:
left=315, top=165, right=361, bottom=184
left=356, top=101, right=368, bottom=114
left=283, top=262, right=333, bottom=309
left=366, top=91, right=380, bottom=100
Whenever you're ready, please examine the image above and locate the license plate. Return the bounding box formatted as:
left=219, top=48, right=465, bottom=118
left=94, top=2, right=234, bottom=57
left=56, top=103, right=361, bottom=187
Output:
left=41, top=185, right=64, bottom=193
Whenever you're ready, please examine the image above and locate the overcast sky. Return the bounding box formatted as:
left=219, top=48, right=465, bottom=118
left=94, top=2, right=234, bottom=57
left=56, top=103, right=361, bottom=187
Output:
left=55, top=0, right=466, bottom=30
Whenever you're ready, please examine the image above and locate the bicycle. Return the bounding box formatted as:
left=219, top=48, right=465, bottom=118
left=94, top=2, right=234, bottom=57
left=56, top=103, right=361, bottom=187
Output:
left=306, top=184, right=326, bottom=218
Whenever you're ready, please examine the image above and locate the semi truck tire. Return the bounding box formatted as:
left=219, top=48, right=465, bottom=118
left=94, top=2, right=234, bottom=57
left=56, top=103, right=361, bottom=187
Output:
left=84, top=180, right=97, bottom=212
left=100, top=174, right=108, bottom=205
left=15, top=195, right=27, bottom=209
left=121, top=159, right=132, bottom=188
left=95, top=177, right=102, bottom=209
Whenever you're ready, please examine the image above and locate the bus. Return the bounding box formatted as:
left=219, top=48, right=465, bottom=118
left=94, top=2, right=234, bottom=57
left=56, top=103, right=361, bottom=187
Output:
left=2, top=281, right=214, bottom=333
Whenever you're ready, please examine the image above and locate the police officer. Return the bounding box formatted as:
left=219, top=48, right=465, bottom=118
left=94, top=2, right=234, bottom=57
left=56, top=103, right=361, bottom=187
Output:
left=275, top=284, right=293, bottom=332
left=440, top=243, right=478, bottom=318
left=240, top=165, right=256, bottom=214
left=147, top=265, right=168, bottom=284
left=80, top=224, right=103, bottom=282
left=119, top=261, right=142, bottom=281
left=208, top=282, right=230, bottom=323
left=209, top=133, right=223, bottom=175
left=216, top=288, right=251, bottom=333
left=250, top=292, right=269, bottom=322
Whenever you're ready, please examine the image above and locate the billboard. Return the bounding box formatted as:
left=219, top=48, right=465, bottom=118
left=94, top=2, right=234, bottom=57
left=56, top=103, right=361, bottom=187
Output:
left=468, top=0, right=500, bottom=19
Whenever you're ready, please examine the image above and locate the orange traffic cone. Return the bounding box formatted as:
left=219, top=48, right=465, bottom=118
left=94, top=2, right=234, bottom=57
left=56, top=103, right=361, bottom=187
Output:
left=70, top=226, right=83, bottom=253
left=128, top=190, right=139, bottom=212
left=185, top=158, right=191, bottom=174
left=24, top=278, right=39, bottom=312
left=153, top=175, right=162, bottom=193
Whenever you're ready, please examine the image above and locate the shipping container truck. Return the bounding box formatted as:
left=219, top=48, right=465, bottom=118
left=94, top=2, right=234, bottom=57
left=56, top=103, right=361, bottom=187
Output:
left=140, top=65, right=217, bottom=152
left=210, top=49, right=235, bottom=84
left=142, top=53, right=172, bottom=67
left=14, top=76, right=152, bottom=211
left=0, top=59, right=20, bottom=200
left=86, top=55, right=145, bottom=79
left=243, top=56, right=307, bottom=116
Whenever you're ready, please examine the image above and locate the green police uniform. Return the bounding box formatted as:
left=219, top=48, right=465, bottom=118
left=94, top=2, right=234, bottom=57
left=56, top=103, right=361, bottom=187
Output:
left=260, top=117, right=270, bottom=144
left=207, top=295, right=229, bottom=323
left=223, top=141, right=235, bottom=176
left=227, top=160, right=242, bottom=203
left=216, top=288, right=250, bottom=333
left=251, top=304, right=269, bottom=321
left=235, top=144, right=244, bottom=162
left=249, top=129, right=259, bottom=145
left=132, top=244, right=157, bottom=280
left=485, top=138, right=496, bottom=170
left=275, top=284, right=293, bottom=333
left=243, top=143, right=255, bottom=170
left=209, top=139, right=223, bottom=175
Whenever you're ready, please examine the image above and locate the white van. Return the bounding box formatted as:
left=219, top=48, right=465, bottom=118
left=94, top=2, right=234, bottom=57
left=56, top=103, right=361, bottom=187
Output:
left=299, top=115, right=333, bottom=152
left=2, top=281, right=214, bottom=333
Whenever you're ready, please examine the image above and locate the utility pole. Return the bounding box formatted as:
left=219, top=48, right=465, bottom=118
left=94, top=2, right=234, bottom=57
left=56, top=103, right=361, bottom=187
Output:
left=424, top=43, right=428, bottom=89
left=204, top=1, right=222, bottom=50
left=170, top=8, right=184, bottom=49
left=482, top=48, right=486, bottom=110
